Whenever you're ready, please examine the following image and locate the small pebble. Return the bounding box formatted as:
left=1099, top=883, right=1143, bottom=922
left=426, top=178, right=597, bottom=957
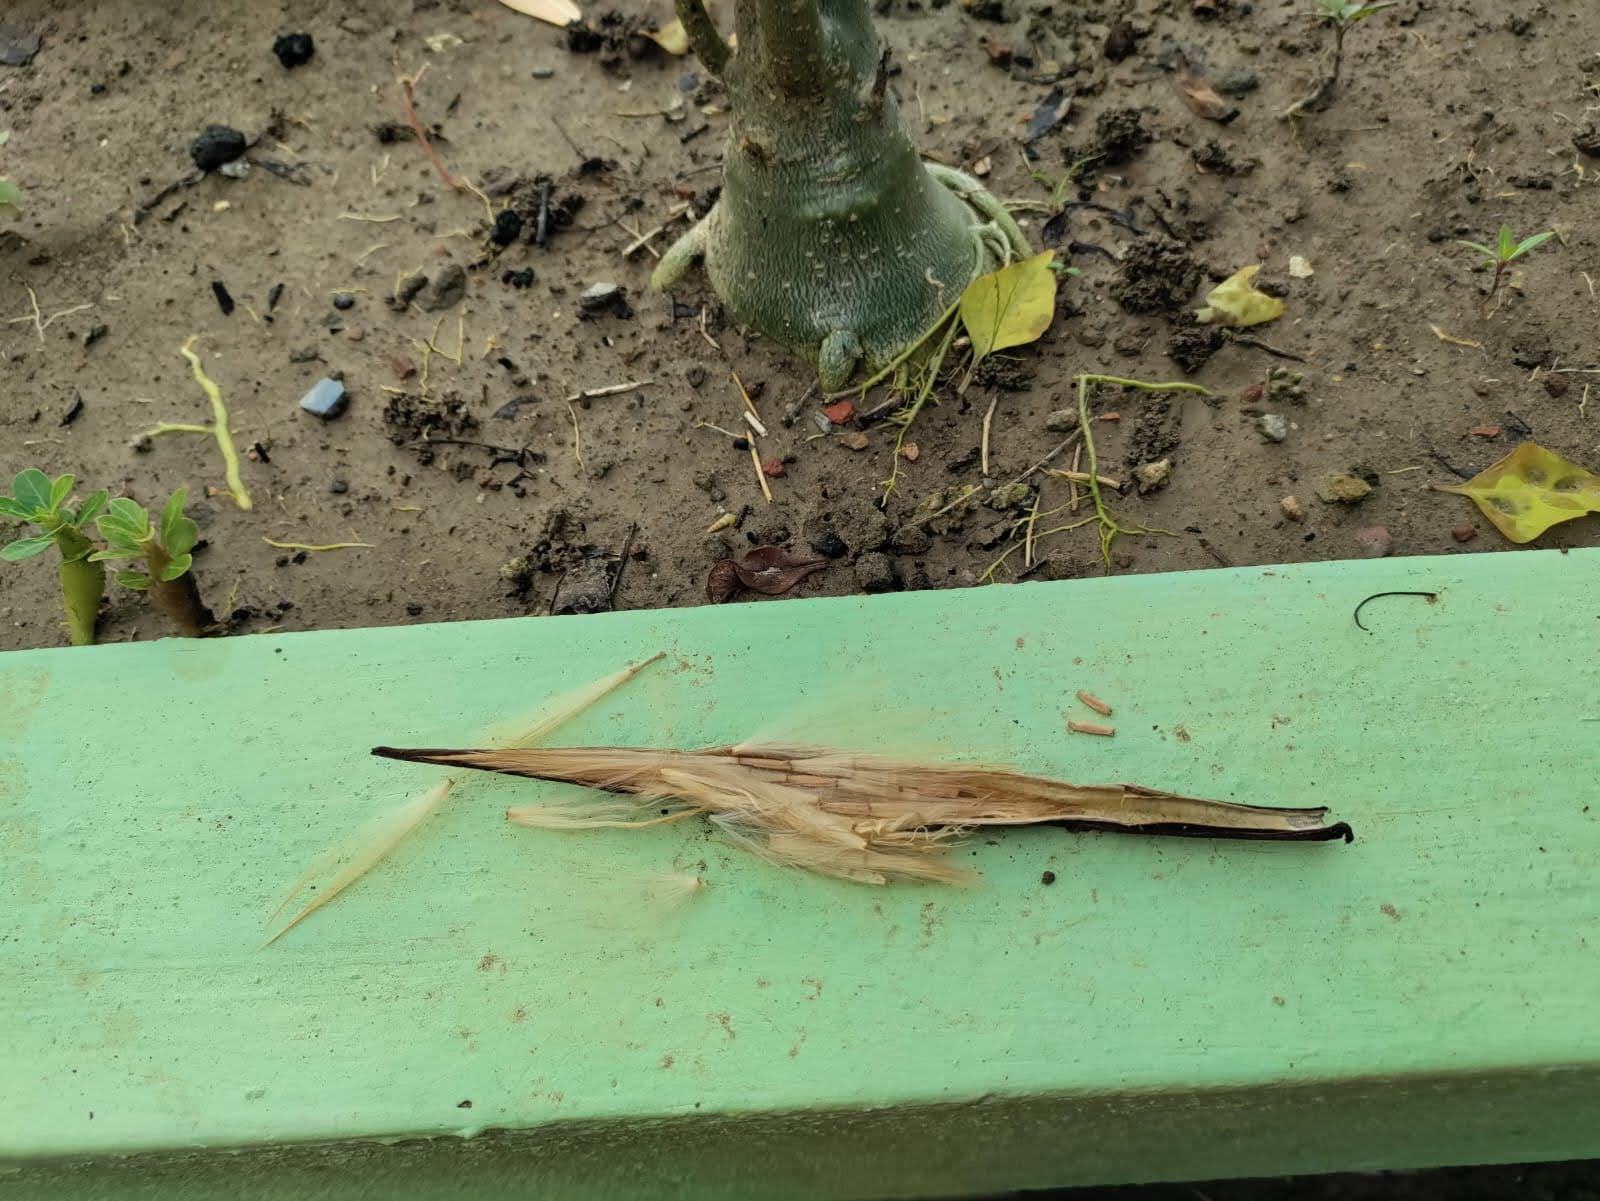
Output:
left=1133, top=458, right=1171, bottom=494
left=190, top=124, right=247, bottom=172
left=1543, top=374, right=1570, bottom=398
left=491, top=210, right=524, bottom=247
left=678, top=72, right=699, bottom=91
left=1255, top=413, right=1288, bottom=443
left=417, top=264, right=467, bottom=312
left=345, top=326, right=364, bottom=342
left=289, top=345, right=319, bottom=363
left=330, top=479, right=348, bottom=495
left=298, top=377, right=348, bottom=420
left=332, top=292, right=355, bottom=311
left=501, top=267, right=535, bottom=289
left=841, top=432, right=870, bottom=451
left=1044, top=408, right=1075, bottom=433
left=1041, top=870, right=1057, bottom=886
left=272, top=32, right=315, bottom=69
left=1280, top=495, right=1305, bottom=522
left=1315, top=473, right=1371, bottom=504
left=1353, top=525, right=1393, bottom=559
left=1451, top=524, right=1477, bottom=543
left=219, top=159, right=251, bottom=180
left=531, top=65, right=556, bottom=79
left=812, top=532, right=848, bottom=559
left=578, top=281, right=628, bottom=316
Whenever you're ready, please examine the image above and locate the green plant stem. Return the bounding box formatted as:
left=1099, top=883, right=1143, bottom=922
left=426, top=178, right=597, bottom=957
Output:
left=1076, top=375, right=1213, bottom=573
left=53, top=525, right=104, bottom=647
left=141, top=539, right=214, bottom=638
left=882, top=317, right=960, bottom=502
left=149, top=337, right=251, bottom=511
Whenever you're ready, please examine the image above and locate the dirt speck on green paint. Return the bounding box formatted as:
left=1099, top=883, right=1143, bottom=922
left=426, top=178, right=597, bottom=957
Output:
left=1381, top=903, right=1402, bottom=921
left=713, top=1013, right=735, bottom=1040
left=804, top=978, right=823, bottom=1000
left=660, top=1054, right=674, bottom=1069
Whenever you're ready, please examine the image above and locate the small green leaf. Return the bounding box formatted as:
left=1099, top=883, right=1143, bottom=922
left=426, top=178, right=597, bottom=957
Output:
left=1195, top=265, right=1286, bottom=328
left=1454, top=240, right=1495, bottom=260
left=116, top=569, right=154, bottom=590
left=160, top=489, right=192, bottom=551
left=1512, top=231, right=1555, bottom=259
left=47, top=473, right=74, bottom=513
left=959, top=250, right=1059, bottom=361
left=1346, top=0, right=1395, bottom=21
left=0, top=131, right=10, bottom=147
left=1497, top=225, right=1515, bottom=261
left=74, top=490, right=109, bottom=527
left=88, top=547, right=141, bottom=563
left=160, top=553, right=193, bottom=582
left=11, top=469, right=52, bottom=514
left=2, top=533, right=56, bottom=562
left=0, top=178, right=21, bottom=222
left=106, top=496, right=147, bottom=526
left=0, top=496, right=36, bottom=520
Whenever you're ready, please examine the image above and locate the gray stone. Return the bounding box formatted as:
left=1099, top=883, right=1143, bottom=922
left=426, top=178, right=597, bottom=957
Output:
left=1044, top=408, right=1076, bottom=432
left=0, top=23, right=42, bottom=67
left=288, top=346, right=320, bottom=363
left=1255, top=413, right=1289, bottom=443
left=416, top=263, right=467, bottom=312
left=1213, top=67, right=1261, bottom=97
left=298, top=378, right=348, bottom=420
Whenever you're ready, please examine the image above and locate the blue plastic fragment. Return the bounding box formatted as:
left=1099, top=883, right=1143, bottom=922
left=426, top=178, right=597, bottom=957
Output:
left=299, top=378, right=347, bottom=420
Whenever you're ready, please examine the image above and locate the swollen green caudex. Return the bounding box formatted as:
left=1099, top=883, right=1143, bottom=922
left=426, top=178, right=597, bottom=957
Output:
left=654, top=0, right=1029, bottom=390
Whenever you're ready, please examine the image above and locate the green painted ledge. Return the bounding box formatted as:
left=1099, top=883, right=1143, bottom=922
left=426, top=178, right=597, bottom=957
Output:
left=3, top=550, right=1598, bottom=1200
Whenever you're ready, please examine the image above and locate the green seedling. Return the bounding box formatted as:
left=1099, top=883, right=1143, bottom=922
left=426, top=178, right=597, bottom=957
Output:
left=1455, top=225, right=1556, bottom=314
left=1285, top=0, right=1397, bottom=118
left=1, top=469, right=109, bottom=646
left=92, top=490, right=215, bottom=637
left=0, top=130, right=21, bottom=221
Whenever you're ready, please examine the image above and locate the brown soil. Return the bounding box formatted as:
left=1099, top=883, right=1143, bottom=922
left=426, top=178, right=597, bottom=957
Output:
left=2, top=0, right=1597, bottom=654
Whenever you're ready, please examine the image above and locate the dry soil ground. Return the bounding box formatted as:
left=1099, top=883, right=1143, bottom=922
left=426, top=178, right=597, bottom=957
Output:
left=2, top=0, right=1598, bottom=1193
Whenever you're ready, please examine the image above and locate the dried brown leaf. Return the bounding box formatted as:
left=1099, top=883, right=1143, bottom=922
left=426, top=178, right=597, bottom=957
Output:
left=1174, top=58, right=1238, bottom=123
left=498, top=0, right=582, bottom=26
left=732, top=545, right=830, bottom=595
left=706, top=558, right=741, bottom=604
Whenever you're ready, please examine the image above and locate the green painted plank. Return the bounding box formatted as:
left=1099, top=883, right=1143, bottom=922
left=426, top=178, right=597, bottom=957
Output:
left=4, top=550, right=1599, bottom=1200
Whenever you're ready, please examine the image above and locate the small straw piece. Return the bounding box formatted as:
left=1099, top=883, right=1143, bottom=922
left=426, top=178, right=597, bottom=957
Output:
left=749, top=443, right=773, bottom=503
left=981, top=396, right=998, bottom=478
left=1068, top=720, right=1115, bottom=737
left=732, top=372, right=768, bottom=435
left=267, top=653, right=668, bottom=944
left=1076, top=690, right=1113, bottom=717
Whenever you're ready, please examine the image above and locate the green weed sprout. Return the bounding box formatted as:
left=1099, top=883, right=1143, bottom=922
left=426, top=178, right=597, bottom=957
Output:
left=1285, top=0, right=1397, bottom=118
left=0, top=130, right=21, bottom=221
left=1455, top=225, right=1556, bottom=314
left=1, top=469, right=109, bottom=646
left=92, top=490, right=215, bottom=637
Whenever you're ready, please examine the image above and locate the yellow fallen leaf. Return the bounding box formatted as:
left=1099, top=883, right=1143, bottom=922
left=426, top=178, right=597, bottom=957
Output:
left=960, top=250, right=1057, bottom=360
left=1435, top=442, right=1600, bottom=543
left=641, top=18, right=690, bottom=54
left=1196, top=265, right=1285, bottom=328
left=498, top=0, right=582, bottom=27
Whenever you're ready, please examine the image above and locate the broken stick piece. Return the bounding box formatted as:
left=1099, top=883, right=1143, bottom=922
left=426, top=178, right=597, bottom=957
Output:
left=1068, top=720, right=1115, bottom=737
left=1076, top=690, right=1113, bottom=716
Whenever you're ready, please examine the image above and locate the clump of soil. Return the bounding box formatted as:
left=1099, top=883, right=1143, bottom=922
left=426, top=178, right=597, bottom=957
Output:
left=1116, top=236, right=1203, bottom=315
left=1167, top=322, right=1226, bottom=374
left=382, top=393, right=478, bottom=463
left=1090, top=107, right=1150, bottom=165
